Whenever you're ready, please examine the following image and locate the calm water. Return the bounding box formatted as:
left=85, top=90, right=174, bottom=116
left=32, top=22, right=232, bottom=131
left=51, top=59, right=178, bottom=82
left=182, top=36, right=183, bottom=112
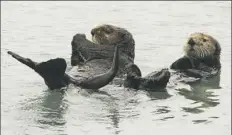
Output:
left=1, top=1, right=231, bottom=135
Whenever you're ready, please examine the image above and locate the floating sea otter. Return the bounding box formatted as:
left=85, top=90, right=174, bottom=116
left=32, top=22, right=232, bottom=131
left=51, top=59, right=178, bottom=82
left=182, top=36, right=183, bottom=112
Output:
left=69, top=24, right=171, bottom=90
left=170, top=32, right=221, bottom=81
left=8, top=24, right=170, bottom=90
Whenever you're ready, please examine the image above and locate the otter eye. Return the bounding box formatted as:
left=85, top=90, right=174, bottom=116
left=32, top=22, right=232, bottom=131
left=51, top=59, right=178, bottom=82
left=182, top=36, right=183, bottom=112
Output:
left=203, top=38, right=207, bottom=42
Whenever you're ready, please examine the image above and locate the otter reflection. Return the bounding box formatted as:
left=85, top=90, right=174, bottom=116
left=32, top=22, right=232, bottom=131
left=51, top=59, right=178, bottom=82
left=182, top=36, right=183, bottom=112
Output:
left=178, top=72, right=221, bottom=114
left=146, top=89, right=172, bottom=100
left=106, top=106, right=121, bottom=135
left=36, top=89, right=68, bottom=129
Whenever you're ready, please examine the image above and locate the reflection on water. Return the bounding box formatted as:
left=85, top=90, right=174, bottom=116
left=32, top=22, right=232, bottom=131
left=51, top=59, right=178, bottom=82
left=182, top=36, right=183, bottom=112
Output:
left=146, top=89, right=172, bottom=100
left=36, top=90, right=68, bottom=129
left=192, top=119, right=210, bottom=124
left=105, top=103, right=121, bottom=135
left=19, top=72, right=222, bottom=133
left=178, top=73, right=221, bottom=114
left=158, top=116, right=175, bottom=121
left=153, top=106, right=171, bottom=114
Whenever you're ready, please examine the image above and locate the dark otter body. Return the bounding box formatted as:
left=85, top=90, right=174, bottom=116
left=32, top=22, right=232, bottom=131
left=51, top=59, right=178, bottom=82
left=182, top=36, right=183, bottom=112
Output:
left=69, top=24, right=171, bottom=91
left=70, top=32, right=170, bottom=91
left=70, top=24, right=136, bottom=79
left=70, top=33, right=133, bottom=78
left=170, top=56, right=220, bottom=78
left=76, top=45, right=120, bottom=89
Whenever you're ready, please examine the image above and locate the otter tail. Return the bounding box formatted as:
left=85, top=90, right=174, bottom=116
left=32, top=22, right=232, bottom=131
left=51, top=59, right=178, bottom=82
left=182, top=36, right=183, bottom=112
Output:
left=7, top=51, right=69, bottom=90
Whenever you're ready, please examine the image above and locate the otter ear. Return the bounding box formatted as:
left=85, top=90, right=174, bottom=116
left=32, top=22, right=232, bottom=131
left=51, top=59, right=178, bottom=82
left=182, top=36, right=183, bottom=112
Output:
left=214, top=40, right=221, bottom=56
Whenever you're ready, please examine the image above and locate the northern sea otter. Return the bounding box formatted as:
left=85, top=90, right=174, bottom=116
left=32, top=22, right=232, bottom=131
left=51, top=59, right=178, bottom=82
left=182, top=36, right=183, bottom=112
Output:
left=71, top=24, right=171, bottom=91
left=70, top=24, right=135, bottom=78
left=170, top=32, right=221, bottom=80
left=7, top=24, right=170, bottom=91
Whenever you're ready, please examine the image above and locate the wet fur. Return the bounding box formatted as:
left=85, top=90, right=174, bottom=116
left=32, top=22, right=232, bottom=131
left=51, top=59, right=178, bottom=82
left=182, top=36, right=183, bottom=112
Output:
left=171, top=33, right=221, bottom=78
left=72, top=24, right=171, bottom=91
left=123, top=64, right=171, bottom=91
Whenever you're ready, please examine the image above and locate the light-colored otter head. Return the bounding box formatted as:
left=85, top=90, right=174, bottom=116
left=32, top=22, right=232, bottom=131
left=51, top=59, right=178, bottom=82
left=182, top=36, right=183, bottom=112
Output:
left=184, top=33, right=221, bottom=60
left=91, top=24, right=135, bottom=59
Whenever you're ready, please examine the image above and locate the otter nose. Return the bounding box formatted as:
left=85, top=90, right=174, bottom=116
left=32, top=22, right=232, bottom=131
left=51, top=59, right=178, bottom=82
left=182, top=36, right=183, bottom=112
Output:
left=188, top=38, right=195, bottom=46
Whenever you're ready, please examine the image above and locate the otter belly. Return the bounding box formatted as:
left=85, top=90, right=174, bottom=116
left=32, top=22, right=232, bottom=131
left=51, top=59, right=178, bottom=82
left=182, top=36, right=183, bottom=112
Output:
left=68, top=59, right=112, bottom=80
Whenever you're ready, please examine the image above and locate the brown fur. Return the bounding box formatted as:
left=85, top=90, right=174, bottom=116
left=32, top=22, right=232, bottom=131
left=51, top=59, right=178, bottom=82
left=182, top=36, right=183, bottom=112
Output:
left=91, top=24, right=135, bottom=59
left=184, top=33, right=221, bottom=63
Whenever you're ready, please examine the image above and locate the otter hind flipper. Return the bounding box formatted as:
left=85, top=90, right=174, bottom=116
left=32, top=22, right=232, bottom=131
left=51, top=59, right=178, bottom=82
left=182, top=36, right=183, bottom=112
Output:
left=7, top=51, right=37, bottom=69
left=35, top=58, right=67, bottom=77
left=140, top=69, right=171, bottom=91
left=124, top=63, right=171, bottom=91
left=8, top=51, right=69, bottom=90
left=34, top=58, right=69, bottom=89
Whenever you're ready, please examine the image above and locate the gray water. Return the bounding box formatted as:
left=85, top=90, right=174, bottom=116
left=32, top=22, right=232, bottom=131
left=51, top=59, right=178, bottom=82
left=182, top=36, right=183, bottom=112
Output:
left=1, top=1, right=231, bottom=135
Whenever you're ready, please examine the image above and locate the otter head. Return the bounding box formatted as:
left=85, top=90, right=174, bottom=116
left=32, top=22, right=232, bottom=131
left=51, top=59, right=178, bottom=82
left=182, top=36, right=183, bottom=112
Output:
left=184, top=33, right=221, bottom=60
left=91, top=24, right=135, bottom=59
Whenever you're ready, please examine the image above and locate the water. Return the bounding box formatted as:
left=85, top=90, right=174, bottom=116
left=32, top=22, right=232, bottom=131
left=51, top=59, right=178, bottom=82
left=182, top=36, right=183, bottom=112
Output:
left=1, top=1, right=231, bottom=135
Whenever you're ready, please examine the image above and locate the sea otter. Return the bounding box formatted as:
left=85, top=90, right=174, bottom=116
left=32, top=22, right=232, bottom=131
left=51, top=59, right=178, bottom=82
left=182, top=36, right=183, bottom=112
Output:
left=170, top=32, right=221, bottom=79
left=70, top=24, right=135, bottom=78
left=70, top=24, right=170, bottom=91
left=7, top=24, right=170, bottom=91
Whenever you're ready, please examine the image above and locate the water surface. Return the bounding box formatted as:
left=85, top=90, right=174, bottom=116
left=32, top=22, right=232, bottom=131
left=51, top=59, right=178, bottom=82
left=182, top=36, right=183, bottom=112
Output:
left=1, top=1, right=231, bottom=135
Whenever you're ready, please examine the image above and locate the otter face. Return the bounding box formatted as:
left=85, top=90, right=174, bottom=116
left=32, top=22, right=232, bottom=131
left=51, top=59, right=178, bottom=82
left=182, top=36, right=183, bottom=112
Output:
left=91, top=24, right=126, bottom=45
left=184, top=33, right=219, bottom=59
